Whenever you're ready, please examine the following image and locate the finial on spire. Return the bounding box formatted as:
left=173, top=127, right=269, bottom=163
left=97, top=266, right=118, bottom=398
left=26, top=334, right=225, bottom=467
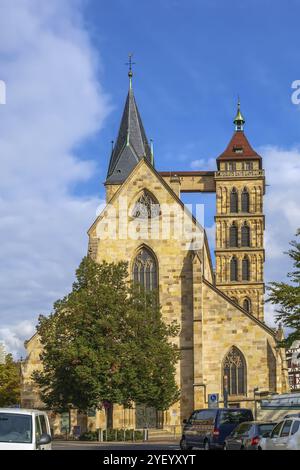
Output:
left=233, top=96, right=245, bottom=131
left=125, top=53, right=135, bottom=89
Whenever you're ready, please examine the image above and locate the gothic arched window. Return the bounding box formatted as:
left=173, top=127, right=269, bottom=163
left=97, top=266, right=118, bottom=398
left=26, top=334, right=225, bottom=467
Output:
left=242, top=256, right=250, bottom=281
left=131, top=190, right=160, bottom=219
left=230, top=256, right=238, bottom=281
left=132, top=247, right=158, bottom=291
left=241, top=222, right=250, bottom=247
left=241, top=188, right=250, bottom=213
left=229, top=222, right=238, bottom=247
left=223, top=346, right=246, bottom=396
left=230, top=188, right=238, bottom=213
left=243, top=298, right=251, bottom=312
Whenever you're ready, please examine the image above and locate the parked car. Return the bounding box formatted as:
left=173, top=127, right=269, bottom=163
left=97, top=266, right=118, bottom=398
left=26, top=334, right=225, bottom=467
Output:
left=180, top=408, right=253, bottom=450
left=261, top=417, right=300, bottom=450
left=0, top=408, right=52, bottom=450
left=224, top=421, right=276, bottom=450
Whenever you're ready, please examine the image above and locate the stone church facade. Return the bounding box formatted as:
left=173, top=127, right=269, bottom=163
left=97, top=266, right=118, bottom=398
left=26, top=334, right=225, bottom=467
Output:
left=21, top=74, right=289, bottom=434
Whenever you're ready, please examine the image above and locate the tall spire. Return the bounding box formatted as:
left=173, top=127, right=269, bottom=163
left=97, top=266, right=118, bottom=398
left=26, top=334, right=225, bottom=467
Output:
left=233, top=97, right=245, bottom=131
left=106, top=57, right=152, bottom=184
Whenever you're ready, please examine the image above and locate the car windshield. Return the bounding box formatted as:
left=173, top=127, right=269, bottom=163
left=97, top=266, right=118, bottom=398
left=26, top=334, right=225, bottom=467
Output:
left=258, top=424, right=275, bottom=436
left=0, top=413, right=32, bottom=443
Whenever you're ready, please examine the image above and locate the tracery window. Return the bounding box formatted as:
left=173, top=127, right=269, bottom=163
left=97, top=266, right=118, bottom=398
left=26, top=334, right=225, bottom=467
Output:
left=132, top=247, right=158, bottom=291
left=131, top=191, right=160, bottom=219
left=223, top=346, right=246, bottom=395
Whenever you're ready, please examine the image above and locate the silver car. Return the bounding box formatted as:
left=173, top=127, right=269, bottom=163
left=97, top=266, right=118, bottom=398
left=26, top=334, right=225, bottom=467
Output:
left=261, top=417, right=300, bottom=450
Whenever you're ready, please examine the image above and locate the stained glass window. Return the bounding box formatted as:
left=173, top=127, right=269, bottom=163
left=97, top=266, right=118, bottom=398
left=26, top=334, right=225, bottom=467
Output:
left=223, top=346, right=246, bottom=395
left=133, top=247, right=158, bottom=291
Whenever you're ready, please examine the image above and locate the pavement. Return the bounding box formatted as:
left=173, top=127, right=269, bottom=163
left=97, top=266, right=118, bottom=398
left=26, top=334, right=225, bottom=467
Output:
left=52, top=440, right=181, bottom=451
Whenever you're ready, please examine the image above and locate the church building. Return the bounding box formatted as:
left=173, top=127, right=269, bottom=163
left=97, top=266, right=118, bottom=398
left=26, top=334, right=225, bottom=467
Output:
left=21, top=68, right=289, bottom=434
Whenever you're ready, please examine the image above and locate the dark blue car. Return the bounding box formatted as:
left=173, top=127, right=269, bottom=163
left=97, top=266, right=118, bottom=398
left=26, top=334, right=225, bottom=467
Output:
left=180, top=408, right=254, bottom=450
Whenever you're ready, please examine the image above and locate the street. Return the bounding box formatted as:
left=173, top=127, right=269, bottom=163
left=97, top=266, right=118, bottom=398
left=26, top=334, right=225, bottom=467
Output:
left=52, top=440, right=181, bottom=451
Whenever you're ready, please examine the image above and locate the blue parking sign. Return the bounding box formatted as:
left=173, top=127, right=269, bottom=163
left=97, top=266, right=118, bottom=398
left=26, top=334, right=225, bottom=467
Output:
left=208, top=393, right=219, bottom=408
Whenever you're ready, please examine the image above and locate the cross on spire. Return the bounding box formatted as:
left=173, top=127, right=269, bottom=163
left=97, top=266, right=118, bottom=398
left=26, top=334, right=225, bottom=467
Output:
left=125, top=53, right=135, bottom=87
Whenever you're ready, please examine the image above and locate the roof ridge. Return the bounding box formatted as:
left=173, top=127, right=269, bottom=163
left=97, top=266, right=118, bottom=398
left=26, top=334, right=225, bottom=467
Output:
left=203, top=278, right=276, bottom=337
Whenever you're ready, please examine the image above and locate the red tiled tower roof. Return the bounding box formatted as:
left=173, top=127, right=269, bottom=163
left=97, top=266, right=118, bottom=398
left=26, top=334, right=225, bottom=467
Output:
left=216, top=131, right=262, bottom=169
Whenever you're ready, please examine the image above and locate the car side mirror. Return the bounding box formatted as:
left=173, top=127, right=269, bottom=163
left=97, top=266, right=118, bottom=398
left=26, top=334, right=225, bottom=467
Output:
left=37, top=433, right=52, bottom=446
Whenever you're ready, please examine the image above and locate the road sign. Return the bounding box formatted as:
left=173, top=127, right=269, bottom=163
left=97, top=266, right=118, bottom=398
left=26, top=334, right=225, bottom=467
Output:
left=208, top=393, right=219, bottom=408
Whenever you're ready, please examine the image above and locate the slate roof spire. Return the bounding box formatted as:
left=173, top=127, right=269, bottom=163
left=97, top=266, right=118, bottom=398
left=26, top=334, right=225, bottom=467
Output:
left=106, top=57, right=153, bottom=184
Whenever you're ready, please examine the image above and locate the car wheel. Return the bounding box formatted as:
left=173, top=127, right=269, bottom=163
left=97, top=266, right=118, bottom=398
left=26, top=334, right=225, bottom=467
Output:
left=180, top=437, right=193, bottom=450
left=204, top=440, right=210, bottom=450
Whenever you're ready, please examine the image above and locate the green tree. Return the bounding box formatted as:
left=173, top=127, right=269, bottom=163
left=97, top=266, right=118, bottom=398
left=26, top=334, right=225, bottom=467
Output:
left=0, top=354, right=21, bottom=407
left=267, top=229, right=300, bottom=347
left=33, top=257, right=180, bottom=412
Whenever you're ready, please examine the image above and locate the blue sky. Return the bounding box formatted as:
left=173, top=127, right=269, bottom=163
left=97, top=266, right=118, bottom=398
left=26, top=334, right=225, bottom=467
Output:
left=77, top=0, right=300, bottom=227
left=0, top=0, right=299, bottom=356
left=79, top=0, right=300, bottom=183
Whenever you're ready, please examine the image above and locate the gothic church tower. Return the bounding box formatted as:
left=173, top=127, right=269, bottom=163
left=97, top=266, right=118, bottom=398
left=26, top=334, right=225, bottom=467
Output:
left=214, top=102, right=265, bottom=321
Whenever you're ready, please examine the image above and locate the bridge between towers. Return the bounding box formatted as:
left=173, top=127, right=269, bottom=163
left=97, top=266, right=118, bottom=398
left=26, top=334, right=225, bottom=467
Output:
left=159, top=170, right=216, bottom=194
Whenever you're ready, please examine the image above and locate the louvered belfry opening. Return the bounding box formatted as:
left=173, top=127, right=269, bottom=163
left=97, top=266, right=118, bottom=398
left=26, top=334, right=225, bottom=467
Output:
left=242, top=256, right=250, bottom=281
left=229, top=222, right=238, bottom=247
left=230, top=187, right=238, bottom=213
left=241, top=188, right=250, bottom=212
left=243, top=298, right=251, bottom=312
left=241, top=222, right=250, bottom=247
left=230, top=256, right=238, bottom=281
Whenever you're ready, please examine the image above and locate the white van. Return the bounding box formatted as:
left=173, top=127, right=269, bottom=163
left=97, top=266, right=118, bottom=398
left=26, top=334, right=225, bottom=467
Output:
left=0, top=408, right=52, bottom=450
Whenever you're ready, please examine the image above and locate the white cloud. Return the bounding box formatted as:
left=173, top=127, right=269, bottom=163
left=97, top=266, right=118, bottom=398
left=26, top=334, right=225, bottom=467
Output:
left=190, top=157, right=216, bottom=170
left=262, top=145, right=300, bottom=281
left=0, top=0, right=111, bottom=358
left=261, top=145, right=300, bottom=329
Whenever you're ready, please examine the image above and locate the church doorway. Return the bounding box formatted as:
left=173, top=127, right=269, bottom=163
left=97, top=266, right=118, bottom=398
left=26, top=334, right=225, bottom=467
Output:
left=135, top=405, right=163, bottom=429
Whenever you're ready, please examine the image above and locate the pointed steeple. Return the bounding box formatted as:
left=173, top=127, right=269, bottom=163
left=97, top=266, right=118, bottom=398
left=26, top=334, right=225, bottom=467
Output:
left=106, top=60, right=152, bottom=184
